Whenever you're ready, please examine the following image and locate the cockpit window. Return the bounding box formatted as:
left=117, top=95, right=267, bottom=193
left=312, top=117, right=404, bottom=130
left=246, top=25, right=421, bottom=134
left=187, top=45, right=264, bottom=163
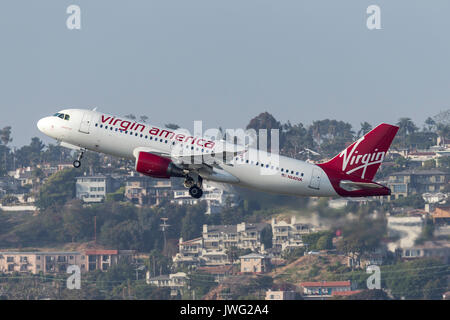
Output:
left=53, top=113, right=70, bottom=121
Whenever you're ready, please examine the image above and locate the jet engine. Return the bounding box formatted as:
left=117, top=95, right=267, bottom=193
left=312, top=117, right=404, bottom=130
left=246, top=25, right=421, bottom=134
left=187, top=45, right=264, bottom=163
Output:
left=135, top=152, right=184, bottom=179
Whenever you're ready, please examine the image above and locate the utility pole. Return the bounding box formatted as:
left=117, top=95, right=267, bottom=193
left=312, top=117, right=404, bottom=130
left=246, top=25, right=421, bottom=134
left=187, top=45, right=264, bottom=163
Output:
left=160, top=218, right=170, bottom=256
left=94, top=216, right=97, bottom=244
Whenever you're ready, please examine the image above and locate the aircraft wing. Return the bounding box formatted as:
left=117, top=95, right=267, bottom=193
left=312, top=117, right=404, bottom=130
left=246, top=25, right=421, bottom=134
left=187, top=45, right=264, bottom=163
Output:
left=132, top=146, right=246, bottom=169
left=132, top=146, right=242, bottom=183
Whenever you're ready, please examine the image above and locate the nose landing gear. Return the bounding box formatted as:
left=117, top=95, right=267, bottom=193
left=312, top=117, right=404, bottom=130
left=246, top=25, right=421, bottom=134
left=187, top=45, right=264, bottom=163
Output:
left=73, top=150, right=85, bottom=168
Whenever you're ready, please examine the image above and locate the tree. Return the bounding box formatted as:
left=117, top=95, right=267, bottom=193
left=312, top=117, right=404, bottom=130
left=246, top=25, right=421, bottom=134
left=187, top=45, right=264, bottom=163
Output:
left=15, top=137, right=45, bottom=167
left=165, top=123, right=180, bottom=130
left=260, top=225, right=273, bottom=249
left=346, top=289, right=390, bottom=300
left=0, top=126, right=12, bottom=173
left=308, top=119, right=354, bottom=157
left=280, top=122, right=315, bottom=159
left=302, top=231, right=335, bottom=250
left=436, top=123, right=450, bottom=146
left=336, top=216, right=386, bottom=267
left=35, top=168, right=79, bottom=211
left=147, top=249, right=172, bottom=277
left=180, top=207, right=206, bottom=240
left=124, top=114, right=136, bottom=120
left=424, top=117, right=436, bottom=132
left=357, top=122, right=372, bottom=138
left=246, top=112, right=282, bottom=150
left=139, top=115, right=149, bottom=123
left=382, top=258, right=448, bottom=299
left=62, top=200, right=90, bottom=243
left=396, top=118, right=418, bottom=149
left=0, top=126, right=12, bottom=146
left=99, top=220, right=143, bottom=250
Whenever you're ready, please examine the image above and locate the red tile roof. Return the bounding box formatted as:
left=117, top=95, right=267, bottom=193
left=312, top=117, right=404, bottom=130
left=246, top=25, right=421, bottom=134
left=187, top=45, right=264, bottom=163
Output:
left=332, top=290, right=362, bottom=296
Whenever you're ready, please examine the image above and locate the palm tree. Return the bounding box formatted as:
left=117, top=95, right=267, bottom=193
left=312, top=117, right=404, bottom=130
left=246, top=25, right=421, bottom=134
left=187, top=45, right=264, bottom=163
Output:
left=0, top=126, right=12, bottom=172
left=396, top=118, right=418, bottom=149
left=357, top=122, right=372, bottom=138
left=436, top=123, right=450, bottom=146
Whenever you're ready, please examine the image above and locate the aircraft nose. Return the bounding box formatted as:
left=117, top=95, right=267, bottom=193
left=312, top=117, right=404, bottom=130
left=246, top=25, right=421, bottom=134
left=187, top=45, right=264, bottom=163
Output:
left=37, top=117, right=52, bottom=134
left=37, top=118, right=46, bottom=133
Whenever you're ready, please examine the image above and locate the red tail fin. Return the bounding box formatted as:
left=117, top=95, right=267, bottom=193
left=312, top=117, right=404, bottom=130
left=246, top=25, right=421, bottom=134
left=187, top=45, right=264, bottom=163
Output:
left=319, top=123, right=399, bottom=181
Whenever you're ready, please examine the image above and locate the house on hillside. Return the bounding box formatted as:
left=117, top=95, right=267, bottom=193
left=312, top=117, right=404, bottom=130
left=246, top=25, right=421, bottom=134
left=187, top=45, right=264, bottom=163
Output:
left=386, top=169, right=449, bottom=200
left=265, top=290, right=296, bottom=300
left=271, top=217, right=313, bottom=253
left=146, top=272, right=188, bottom=296
left=300, top=281, right=355, bottom=299
left=239, top=253, right=271, bottom=274
left=0, top=249, right=134, bottom=274
left=76, top=175, right=121, bottom=203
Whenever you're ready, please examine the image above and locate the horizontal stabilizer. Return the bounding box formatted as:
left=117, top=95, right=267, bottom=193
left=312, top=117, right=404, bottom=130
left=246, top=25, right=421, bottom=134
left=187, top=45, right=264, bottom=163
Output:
left=339, top=180, right=385, bottom=192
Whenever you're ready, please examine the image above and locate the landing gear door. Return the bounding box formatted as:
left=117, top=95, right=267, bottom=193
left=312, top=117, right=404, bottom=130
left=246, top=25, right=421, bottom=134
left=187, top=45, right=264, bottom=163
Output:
left=79, top=112, right=92, bottom=134
left=309, top=167, right=322, bottom=190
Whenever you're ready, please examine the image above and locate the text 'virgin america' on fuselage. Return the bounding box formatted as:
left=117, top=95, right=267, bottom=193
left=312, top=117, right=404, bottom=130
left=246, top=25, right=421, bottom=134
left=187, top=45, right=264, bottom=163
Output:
left=37, top=108, right=399, bottom=199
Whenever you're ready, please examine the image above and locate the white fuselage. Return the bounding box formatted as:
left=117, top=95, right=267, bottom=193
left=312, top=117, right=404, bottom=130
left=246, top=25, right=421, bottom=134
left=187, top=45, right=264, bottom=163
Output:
left=37, top=109, right=338, bottom=197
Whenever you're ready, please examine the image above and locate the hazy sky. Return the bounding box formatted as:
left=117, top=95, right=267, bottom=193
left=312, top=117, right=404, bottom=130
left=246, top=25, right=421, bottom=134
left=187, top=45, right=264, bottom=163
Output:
left=1, top=0, right=450, bottom=147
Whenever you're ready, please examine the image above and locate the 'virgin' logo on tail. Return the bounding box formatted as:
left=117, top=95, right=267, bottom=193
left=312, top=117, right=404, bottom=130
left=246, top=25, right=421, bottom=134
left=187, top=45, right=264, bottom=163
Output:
left=339, top=136, right=386, bottom=179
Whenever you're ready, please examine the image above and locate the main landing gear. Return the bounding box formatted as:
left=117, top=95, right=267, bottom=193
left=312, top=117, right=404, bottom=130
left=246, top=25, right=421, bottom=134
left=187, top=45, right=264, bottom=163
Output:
left=73, top=150, right=85, bottom=168
left=184, top=175, right=203, bottom=199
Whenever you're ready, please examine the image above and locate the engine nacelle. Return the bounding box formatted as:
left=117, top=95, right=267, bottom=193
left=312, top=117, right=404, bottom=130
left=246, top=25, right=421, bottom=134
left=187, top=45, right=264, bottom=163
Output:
left=135, top=152, right=184, bottom=179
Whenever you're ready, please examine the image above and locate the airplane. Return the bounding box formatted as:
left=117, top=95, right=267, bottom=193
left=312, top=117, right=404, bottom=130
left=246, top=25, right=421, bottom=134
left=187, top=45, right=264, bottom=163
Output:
left=37, top=108, right=399, bottom=199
